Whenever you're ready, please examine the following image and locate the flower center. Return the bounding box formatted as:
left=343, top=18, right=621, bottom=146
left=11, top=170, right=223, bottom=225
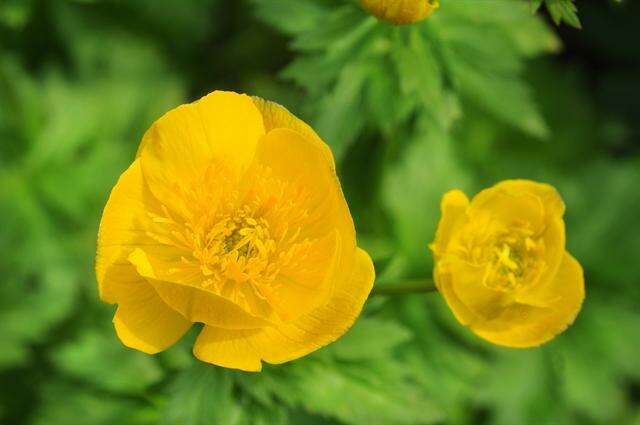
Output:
left=481, top=225, right=544, bottom=292
left=144, top=162, right=316, bottom=295
left=195, top=206, right=278, bottom=285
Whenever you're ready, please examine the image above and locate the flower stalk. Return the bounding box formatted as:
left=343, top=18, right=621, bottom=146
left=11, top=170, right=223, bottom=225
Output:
left=370, top=279, right=437, bottom=296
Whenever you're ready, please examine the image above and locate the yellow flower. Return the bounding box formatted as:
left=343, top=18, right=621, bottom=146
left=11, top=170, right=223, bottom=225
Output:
left=430, top=180, right=584, bottom=347
left=96, top=91, right=375, bottom=371
left=360, top=0, right=439, bottom=25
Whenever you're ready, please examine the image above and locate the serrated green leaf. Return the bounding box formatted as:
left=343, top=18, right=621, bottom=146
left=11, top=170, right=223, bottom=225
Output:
left=544, top=0, right=581, bottom=29
left=34, top=382, right=150, bottom=425
left=382, top=122, right=472, bottom=274
left=161, top=364, right=243, bottom=425
left=51, top=330, right=163, bottom=394
left=328, top=317, right=412, bottom=361
left=251, top=0, right=328, bottom=35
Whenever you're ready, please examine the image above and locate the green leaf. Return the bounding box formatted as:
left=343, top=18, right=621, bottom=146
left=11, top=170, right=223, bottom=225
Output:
left=382, top=121, right=472, bottom=275
left=34, top=382, right=150, bottom=425
left=161, top=364, right=243, bottom=425
left=232, top=317, right=442, bottom=425
left=51, top=330, right=163, bottom=394
left=543, top=0, right=581, bottom=29
left=251, top=0, right=328, bottom=35
left=327, top=317, right=412, bottom=361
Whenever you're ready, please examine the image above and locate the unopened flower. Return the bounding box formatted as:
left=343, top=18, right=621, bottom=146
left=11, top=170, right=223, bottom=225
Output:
left=96, top=91, right=375, bottom=371
left=361, top=0, right=439, bottom=25
left=430, top=180, right=584, bottom=347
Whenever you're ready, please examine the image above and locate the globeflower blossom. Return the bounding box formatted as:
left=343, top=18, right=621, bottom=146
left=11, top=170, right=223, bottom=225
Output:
left=96, top=91, right=375, bottom=371
left=431, top=180, right=584, bottom=347
left=361, top=0, right=439, bottom=25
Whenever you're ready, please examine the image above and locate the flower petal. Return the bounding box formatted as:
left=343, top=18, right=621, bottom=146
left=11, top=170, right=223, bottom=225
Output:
left=447, top=258, right=510, bottom=321
left=138, top=91, right=265, bottom=216
left=472, top=252, right=585, bottom=347
left=253, top=127, right=358, bottom=307
left=433, top=266, right=476, bottom=325
left=113, top=278, right=191, bottom=354
left=254, top=127, right=354, bottom=242
left=514, top=216, right=566, bottom=307
left=259, top=247, right=375, bottom=364
left=192, top=248, right=375, bottom=370
left=193, top=327, right=263, bottom=372
left=252, top=97, right=335, bottom=167
left=266, top=230, right=342, bottom=322
left=127, top=248, right=274, bottom=329
left=469, top=186, right=547, bottom=232
left=431, top=189, right=469, bottom=260
left=492, top=179, right=565, bottom=217
left=96, top=159, right=160, bottom=303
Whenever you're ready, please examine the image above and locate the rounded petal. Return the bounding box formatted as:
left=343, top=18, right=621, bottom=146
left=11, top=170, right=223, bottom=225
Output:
left=469, top=185, right=547, bottom=232
left=252, top=97, right=335, bottom=167
left=254, top=127, right=354, bottom=241
left=252, top=127, right=358, bottom=316
left=514, top=216, right=566, bottom=307
left=96, top=159, right=160, bottom=304
left=448, top=258, right=510, bottom=320
left=113, top=278, right=192, bottom=354
left=193, top=248, right=375, bottom=371
left=193, top=327, right=263, bottom=372
left=433, top=266, right=476, bottom=325
left=431, top=189, right=469, bottom=260
left=266, top=231, right=342, bottom=322
left=138, top=91, right=265, bottom=215
left=492, top=179, right=565, bottom=218
left=127, top=248, right=274, bottom=329
left=472, top=252, right=585, bottom=347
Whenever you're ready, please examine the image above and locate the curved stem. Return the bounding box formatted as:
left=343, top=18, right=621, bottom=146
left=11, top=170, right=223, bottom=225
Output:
left=370, top=279, right=437, bottom=297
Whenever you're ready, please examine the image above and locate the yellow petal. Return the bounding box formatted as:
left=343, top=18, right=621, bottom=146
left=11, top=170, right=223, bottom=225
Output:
left=447, top=258, right=510, bottom=321
left=254, top=127, right=357, bottom=275
left=492, top=179, right=565, bottom=217
left=260, top=247, right=375, bottom=364
left=96, top=159, right=159, bottom=303
left=127, top=248, right=273, bottom=329
left=472, top=252, right=585, bottom=347
left=138, top=91, right=265, bottom=215
left=113, top=278, right=191, bottom=354
left=433, top=265, right=477, bottom=325
left=254, top=128, right=350, bottom=236
left=252, top=97, right=335, bottom=167
left=193, top=327, right=264, bottom=372
left=193, top=248, right=375, bottom=371
left=469, top=185, right=547, bottom=232
left=431, top=189, right=469, bottom=260
left=514, top=216, right=566, bottom=307
left=267, top=230, right=342, bottom=322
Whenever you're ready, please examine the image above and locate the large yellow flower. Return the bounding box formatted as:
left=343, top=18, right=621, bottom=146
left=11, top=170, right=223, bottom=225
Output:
left=431, top=180, right=584, bottom=347
left=96, top=91, right=375, bottom=371
left=361, top=0, right=439, bottom=25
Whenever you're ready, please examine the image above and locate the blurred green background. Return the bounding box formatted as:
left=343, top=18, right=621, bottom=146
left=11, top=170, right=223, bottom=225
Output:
left=1, top=0, right=639, bottom=424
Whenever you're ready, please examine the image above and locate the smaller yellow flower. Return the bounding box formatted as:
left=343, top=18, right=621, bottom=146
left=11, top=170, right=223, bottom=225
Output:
left=361, top=0, right=439, bottom=25
left=430, top=180, right=585, bottom=347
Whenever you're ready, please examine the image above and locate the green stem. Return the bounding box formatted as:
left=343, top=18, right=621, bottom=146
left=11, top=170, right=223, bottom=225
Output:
left=370, top=279, right=437, bottom=296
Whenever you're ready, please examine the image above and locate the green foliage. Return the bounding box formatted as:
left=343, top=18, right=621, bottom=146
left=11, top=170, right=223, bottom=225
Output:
left=254, top=0, right=559, bottom=161
left=1, top=0, right=638, bottom=424
left=157, top=318, right=441, bottom=425
left=532, top=0, right=582, bottom=28
left=51, top=330, right=163, bottom=394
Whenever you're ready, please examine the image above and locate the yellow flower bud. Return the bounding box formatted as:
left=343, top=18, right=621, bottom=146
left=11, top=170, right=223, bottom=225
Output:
left=361, top=0, right=439, bottom=25
left=430, top=180, right=585, bottom=348
left=96, top=91, right=375, bottom=371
